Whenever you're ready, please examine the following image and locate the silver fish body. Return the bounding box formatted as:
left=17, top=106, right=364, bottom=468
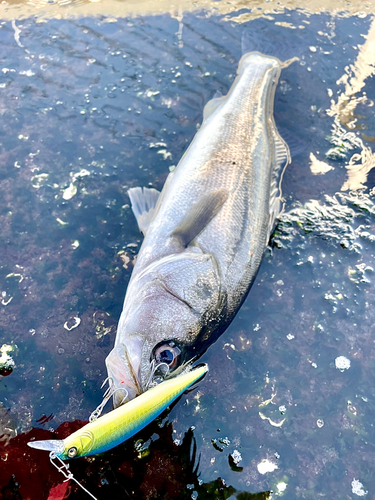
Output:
left=106, top=52, right=291, bottom=405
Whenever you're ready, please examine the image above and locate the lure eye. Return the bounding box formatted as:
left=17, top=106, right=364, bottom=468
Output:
left=68, top=446, right=77, bottom=458
left=154, top=342, right=181, bottom=370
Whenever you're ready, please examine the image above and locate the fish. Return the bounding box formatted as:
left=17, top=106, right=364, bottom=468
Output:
left=27, top=364, right=208, bottom=459
left=105, top=51, right=293, bottom=407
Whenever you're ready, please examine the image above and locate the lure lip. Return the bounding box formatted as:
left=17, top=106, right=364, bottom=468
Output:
left=27, top=439, right=64, bottom=454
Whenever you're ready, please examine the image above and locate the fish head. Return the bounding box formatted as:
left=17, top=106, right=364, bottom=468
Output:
left=105, top=293, right=205, bottom=407
left=106, top=251, right=223, bottom=407
left=106, top=334, right=193, bottom=408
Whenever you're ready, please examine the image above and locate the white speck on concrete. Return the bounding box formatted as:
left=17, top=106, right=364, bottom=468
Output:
left=64, top=317, right=81, bottom=331
left=351, top=479, right=368, bottom=496
left=277, top=482, right=287, bottom=493
left=231, top=450, right=242, bottom=465
left=335, top=356, right=350, bottom=371
left=257, top=459, right=278, bottom=475
left=0, top=344, right=17, bottom=370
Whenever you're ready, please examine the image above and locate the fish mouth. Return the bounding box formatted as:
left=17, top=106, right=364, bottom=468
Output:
left=105, top=337, right=144, bottom=407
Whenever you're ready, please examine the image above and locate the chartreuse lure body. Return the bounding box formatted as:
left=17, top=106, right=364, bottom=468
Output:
left=28, top=364, right=207, bottom=460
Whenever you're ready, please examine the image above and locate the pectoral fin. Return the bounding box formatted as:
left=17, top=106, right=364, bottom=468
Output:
left=128, top=187, right=161, bottom=235
left=172, top=189, right=228, bottom=247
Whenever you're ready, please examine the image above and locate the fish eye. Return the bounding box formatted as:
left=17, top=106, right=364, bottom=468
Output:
left=154, top=342, right=181, bottom=370
left=68, top=446, right=77, bottom=458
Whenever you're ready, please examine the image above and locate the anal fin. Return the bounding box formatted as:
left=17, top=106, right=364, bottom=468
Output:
left=172, top=189, right=228, bottom=248
left=128, top=187, right=160, bottom=235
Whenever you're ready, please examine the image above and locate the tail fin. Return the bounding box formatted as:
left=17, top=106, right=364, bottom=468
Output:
left=241, top=20, right=305, bottom=160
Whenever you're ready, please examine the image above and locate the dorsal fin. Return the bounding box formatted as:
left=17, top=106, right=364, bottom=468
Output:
left=267, top=124, right=291, bottom=240
left=172, top=189, right=228, bottom=247
left=128, top=187, right=160, bottom=235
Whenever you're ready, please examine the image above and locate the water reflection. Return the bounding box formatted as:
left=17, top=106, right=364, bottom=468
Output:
left=1, top=0, right=374, bottom=22
left=324, top=17, right=375, bottom=190
left=0, top=418, right=270, bottom=499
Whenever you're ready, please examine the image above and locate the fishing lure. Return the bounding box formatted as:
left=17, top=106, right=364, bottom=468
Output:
left=28, top=364, right=207, bottom=460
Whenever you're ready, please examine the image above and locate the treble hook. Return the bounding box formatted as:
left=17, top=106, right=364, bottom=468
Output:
left=146, top=360, right=170, bottom=389
left=89, top=378, right=128, bottom=422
